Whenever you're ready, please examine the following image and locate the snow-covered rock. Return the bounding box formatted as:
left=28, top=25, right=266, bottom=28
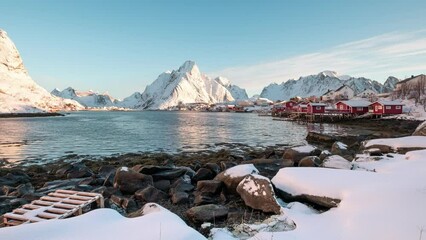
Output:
left=0, top=29, right=83, bottom=113
left=260, top=71, right=397, bottom=101
left=51, top=87, right=117, bottom=108
left=236, top=174, right=281, bottom=214
left=214, top=164, right=259, bottom=193
left=321, top=155, right=353, bottom=169
left=136, top=61, right=235, bottom=110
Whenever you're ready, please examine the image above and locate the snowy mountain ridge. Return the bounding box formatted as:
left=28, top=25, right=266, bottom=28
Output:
left=51, top=87, right=117, bottom=108
left=0, top=29, right=83, bottom=113
left=260, top=71, right=399, bottom=101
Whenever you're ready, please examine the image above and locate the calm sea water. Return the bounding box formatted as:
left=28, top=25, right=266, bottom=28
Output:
left=0, top=111, right=349, bottom=165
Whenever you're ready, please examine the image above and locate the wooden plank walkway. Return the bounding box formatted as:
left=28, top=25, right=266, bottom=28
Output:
left=3, top=189, right=104, bottom=227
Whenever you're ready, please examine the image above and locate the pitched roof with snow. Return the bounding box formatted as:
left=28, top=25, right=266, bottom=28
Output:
left=338, top=100, right=371, bottom=107
left=372, top=101, right=404, bottom=106
left=308, top=103, right=327, bottom=106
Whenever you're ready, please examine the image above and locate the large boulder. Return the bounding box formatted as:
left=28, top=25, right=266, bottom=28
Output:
left=298, top=156, right=320, bottom=167
left=283, top=145, right=319, bottom=164
left=413, top=121, right=426, bottom=136
left=214, top=164, right=259, bottom=194
left=113, top=167, right=153, bottom=194
left=196, top=180, right=222, bottom=195
left=186, top=204, right=228, bottom=223
left=236, top=174, right=281, bottom=214
left=321, top=155, right=352, bottom=169
left=134, top=186, right=168, bottom=202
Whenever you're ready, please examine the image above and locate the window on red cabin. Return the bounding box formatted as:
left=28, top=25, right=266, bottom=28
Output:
left=396, top=106, right=401, bottom=109
left=385, top=106, right=391, bottom=110
left=316, top=106, right=321, bottom=110
left=357, top=107, right=363, bottom=111
left=339, top=105, right=344, bottom=110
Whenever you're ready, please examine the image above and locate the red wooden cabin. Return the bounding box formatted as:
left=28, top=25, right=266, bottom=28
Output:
left=335, top=100, right=371, bottom=115
left=307, top=103, right=326, bottom=114
left=369, top=101, right=403, bottom=115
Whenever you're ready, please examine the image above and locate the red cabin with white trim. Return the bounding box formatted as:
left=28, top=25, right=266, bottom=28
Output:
left=335, top=100, right=371, bottom=115
left=369, top=101, right=404, bottom=115
left=307, top=103, right=326, bottom=114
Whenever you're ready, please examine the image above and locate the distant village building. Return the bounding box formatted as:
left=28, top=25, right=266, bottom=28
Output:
left=357, top=89, right=377, bottom=98
left=369, top=101, right=404, bottom=115
left=335, top=100, right=370, bottom=115
left=321, top=85, right=355, bottom=101
left=333, top=85, right=355, bottom=100
left=255, top=98, right=273, bottom=106
left=321, top=89, right=335, bottom=101
left=395, top=74, right=426, bottom=92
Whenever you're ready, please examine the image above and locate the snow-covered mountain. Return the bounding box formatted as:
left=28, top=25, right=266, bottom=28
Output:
left=135, top=61, right=235, bottom=110
left=214, top=76, right=248, bottom=100
left=383, top=76, right=400, bottom=93
left=0, top=29, right=83, bottom=113
left=51, top=87, right=116, bottom=108
left=260, top=71, right=399, bottom=101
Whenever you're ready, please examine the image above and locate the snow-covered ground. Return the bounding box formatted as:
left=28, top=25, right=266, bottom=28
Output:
left=0, top=203, right=205, bottom=240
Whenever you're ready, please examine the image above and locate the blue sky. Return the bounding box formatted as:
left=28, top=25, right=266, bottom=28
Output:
left=1, top=0, right=426, bottom=98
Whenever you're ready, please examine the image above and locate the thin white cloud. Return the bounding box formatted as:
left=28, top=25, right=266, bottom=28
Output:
left=211, top=30, right=426, bottom=96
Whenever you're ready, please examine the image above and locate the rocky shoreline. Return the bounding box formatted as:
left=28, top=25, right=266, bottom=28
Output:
left=0, top=112, right=64, bottom=118
left=0, top=118, right=423, bottom=237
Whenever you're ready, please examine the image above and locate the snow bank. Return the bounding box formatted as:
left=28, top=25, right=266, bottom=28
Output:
left=364, top=136, right=426, bottom=149
left=257, top=148, right=426, bottom=239
left=0, top=203, right=206, bottom=240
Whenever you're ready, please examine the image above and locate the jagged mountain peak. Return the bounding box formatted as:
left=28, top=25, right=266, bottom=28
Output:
left=0, top=29, right=27, bottom=74
left=0, top=29, right=83, bottom=113
left=135, top=61, right=235, bottom=109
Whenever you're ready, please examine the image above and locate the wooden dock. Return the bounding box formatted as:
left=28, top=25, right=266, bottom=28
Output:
left=3, top=189, right=104, bottom=227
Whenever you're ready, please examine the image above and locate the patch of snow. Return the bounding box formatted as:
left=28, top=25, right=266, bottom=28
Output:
left=291, top=145, right=316, bottom=153
left=364, top=136, right=426, bottom=149
left=224, top=164, right=259, bottom=178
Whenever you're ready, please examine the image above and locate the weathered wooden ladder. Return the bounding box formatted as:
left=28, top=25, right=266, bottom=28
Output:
left=3, top=189, right=104, bottom=227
